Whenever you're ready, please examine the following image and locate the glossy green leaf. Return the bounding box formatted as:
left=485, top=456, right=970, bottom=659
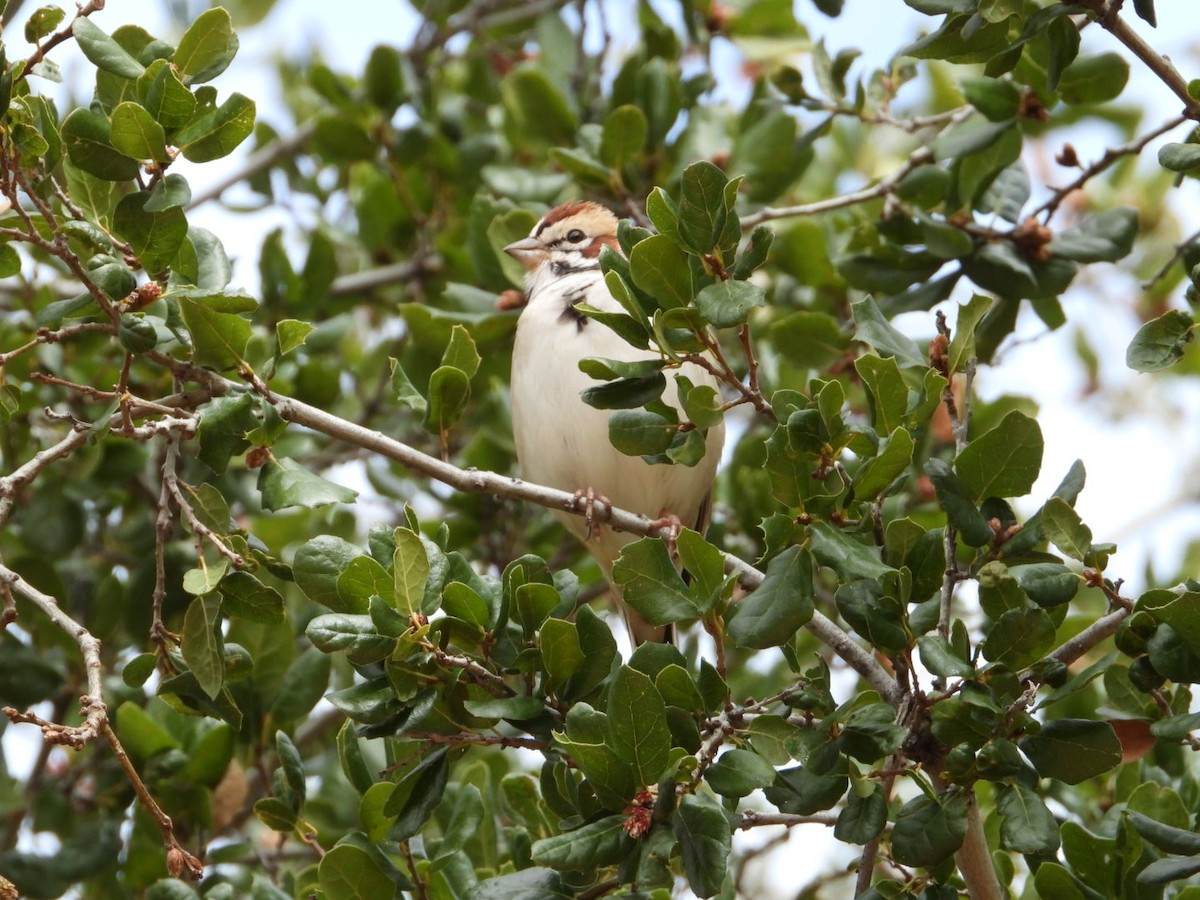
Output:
left=72, top=18, right=144, bottom=79
left=109, top=102, right=168, bottom=161
left=891, top=792, right=968, bottom=866
left=956, top=409, right=1043, bottom=501
left=727, top=546, right=814, bottom=649
left=177, top=93, right=256, bottom=162
left=694, top=279, right=764, bottom=328
left=174, top=7, right=239, bottom=84
left=606, top=666, right=671, bottom=786
left=258, top=457, right=358, bottom=511
left=182, top=593, right=224, bottom=700
left=1019, top=719, right=1122, bottom=784
left=674, top=792, right=731, bottom=898
left=61, top=108, right=139, bottom=181
left=1041, top=497, right=1093, bottom=562
left=531, top=815, right=630, bottom=870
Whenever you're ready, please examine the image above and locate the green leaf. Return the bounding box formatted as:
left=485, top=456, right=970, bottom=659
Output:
left=601, top=104, right=648, bottom=167
left=61, top=108, right=139, bottom=181
left=197, top=392, right=255, bottom=474
left=1126, top=310, right=1194, bottom=372
left=174, top=7, right=239, bottom=84
left=318, top=842, right=397, bottom=899
left=835, top=785, right=888, bottom=844
left=531, top=815, right=630, bottom=870
left=1058, top=52, right=1129, bottom=105
left=109, top=102, right=168, bottom=161
left=855, top=428, right=914, bottom=499
left=72, top=18, right=144, bottom=79
left=694, top=280, right=764, bottom=329
left=424, top=365, right=471, bottom=434
left=891, top=792, right=969, bottom=867
left=997, top=783, right=1061, bottom=854
left=177, top=93, right=256, bottom=162
left=220, top=571, right=284, bottom=624
left=809, top=522, right=894, bottom=581
left=1052, top=208, right=1138, bottom=263
left=612, top=538, right=697, bottom=626
left=1139, top=590, right=1200, bottom=657
left=771, top=311, right=851, bottom=371
left=677, top=161, right=730, bottom=254
left=856, top=354, right=908, bottom=435
left=1158, top=143, right=1200, bottom=173
left=917, top=635, right=975, bottom=678
left=144, top=173, right=192, bottom=212
left=608, top=407, right=679, bottom=457
left=1019, top=719, right=1122, bottom=784
left=139, top=59, right=196, bottom=131
left=25, top=6, right=65, bottom=43
left=177, top=290, right=255, bottom=369
left=114, top=190, right=187, bottom=272
left=727, top=547, right=815, bottom=649
left=629, top=234, right=693, bottom=309
left=606, top=666, right=672, bottom=786
left=385, top=749, right=450, bottom=837
left=960, top=75, right=1021, bottom=121
left=851, top=296, right=925, bottom=369
left=705, top=748, right=777, bottom=799
left=956, top=409, right=1044, bottom=501
left=925, top=458, right=994, bottom=546
left=1126, top=810, right=1200, bottom=856
left=1011, top=563, right=1079, bottom=608
left=182, top=593, right=224, bottom=700
left=982, top=607, right=1056, bottom=668
left=674, top=792, right=731, bottom=898
left=1041, top=497, right=1093, bottom=562
left=269, top=649, right=332, bottom=723
left=365, top=44, right=405, bottom=113
left=471, top=869, right=568, bottom=899
left=114, top=701, right=180, bottom=763
left=392, top=528, right=428, bottom=617
left=271, top=319, right=313, bottom=357
left=947, top=294, right=993, bottom=374
left=258, top=457, right=358, bottom=511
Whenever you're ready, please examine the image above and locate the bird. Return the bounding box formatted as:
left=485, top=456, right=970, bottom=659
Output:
left=505, top=201, right=725, bottom=644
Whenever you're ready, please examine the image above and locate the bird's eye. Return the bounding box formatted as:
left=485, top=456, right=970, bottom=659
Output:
left=566, top=229, right=586, bottom=243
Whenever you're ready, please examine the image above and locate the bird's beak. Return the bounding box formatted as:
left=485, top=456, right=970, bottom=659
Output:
left=504, top=236, right=546, bottom=270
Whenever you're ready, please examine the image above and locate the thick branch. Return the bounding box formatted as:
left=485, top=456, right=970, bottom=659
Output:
left=0, top=565, right=105, bottom=748
left=0, top=421, right=90, bottom=528
left=1069, top=0, right=1200, bottom=120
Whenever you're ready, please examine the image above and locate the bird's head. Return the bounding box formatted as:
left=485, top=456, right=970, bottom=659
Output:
left=504, top=201, right=620, bottom=272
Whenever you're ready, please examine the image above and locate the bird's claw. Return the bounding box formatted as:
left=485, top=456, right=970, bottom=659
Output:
left=648, top=512, right=685, bottom=558
left=573, top=487, right=612, bottom=540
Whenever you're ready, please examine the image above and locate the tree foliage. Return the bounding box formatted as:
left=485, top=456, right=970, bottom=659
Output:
left=0, top=0, right=1198, bottom=898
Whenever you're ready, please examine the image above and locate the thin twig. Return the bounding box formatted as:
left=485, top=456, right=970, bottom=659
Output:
left=1035, top=114, right=1186, bottom=220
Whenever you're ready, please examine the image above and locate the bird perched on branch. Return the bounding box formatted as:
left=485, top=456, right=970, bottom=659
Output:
left=506, top=201, right=724, bottom=644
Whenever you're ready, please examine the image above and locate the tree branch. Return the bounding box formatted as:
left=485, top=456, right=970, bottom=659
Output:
left=187, top=120, right=319, bottom=209
left=1068, top=0, right=1200, bottom=120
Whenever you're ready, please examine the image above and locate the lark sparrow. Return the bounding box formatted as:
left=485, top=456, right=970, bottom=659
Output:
left=506, top=201, right=725, bottom=644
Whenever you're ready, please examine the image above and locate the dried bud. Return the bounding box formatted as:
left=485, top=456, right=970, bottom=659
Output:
left=167, top=847, right=187, bottom=878
left=245, top=447, right=270, bottom=469
left=1011, top=216, right=1054, bottom=263
left=1018, top=89, right=1049, bottom=122
left=929, top=333, right=950, bottom=375
left=1055, top=143, right=1080, bottom=167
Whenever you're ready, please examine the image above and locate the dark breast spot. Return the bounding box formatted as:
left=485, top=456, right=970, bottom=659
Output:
left=558, top=285, right=590, bottom=332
